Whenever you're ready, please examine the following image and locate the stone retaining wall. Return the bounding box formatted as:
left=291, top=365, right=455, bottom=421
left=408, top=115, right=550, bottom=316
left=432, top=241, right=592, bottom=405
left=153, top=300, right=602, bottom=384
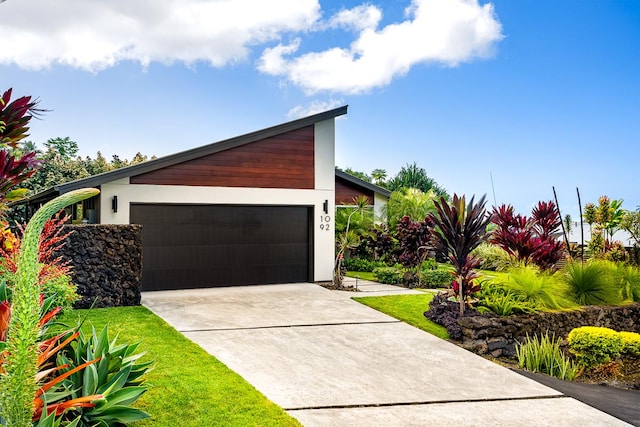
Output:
left=458, top=304, right=640, bottom=359
left=53, top=224, right=143, bottom=308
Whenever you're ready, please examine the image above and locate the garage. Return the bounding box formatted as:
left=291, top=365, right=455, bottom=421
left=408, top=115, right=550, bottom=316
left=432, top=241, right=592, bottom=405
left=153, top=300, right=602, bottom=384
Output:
left=131, top=204, right=312, bottom=291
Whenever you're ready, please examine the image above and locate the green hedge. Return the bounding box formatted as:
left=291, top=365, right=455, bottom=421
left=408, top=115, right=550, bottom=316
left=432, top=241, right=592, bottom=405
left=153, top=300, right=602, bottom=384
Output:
left=343, top=258, right=387, bottom=273
left=568, top=326, right=625, bottom=367
left=373, top=266, right=403, bottom=284
left=419, top=269, right=452, bottom=288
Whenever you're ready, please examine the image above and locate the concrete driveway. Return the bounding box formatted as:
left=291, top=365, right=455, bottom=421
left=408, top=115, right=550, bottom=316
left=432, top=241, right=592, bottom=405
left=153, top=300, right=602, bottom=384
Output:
left=142, top=283, right=630, bottom=426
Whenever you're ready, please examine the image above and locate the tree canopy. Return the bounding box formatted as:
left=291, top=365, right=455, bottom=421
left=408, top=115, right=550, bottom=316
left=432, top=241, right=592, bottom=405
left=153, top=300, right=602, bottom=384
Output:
left=21, top=137, right=155, bottom=195
left=387, top=162, right=448, bottom=198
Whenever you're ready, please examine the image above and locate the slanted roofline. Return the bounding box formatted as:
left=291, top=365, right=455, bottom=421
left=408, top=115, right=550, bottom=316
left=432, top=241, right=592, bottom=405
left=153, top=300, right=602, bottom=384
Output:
left=37, top=105, right=348, bottom=198
left=335, top=169, right=391, bottom=199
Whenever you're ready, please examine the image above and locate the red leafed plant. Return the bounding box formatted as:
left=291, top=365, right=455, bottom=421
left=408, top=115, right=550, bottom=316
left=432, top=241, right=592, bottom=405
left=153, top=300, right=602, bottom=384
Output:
left=490, top=201, right=566, bottom=270
left=397, top=215, right=434, bottom=269
left=0, top=88, right=45, bottom=149
left=429, top=194, right=491, bottom=315
left=0, top=88, right=43, bottom=207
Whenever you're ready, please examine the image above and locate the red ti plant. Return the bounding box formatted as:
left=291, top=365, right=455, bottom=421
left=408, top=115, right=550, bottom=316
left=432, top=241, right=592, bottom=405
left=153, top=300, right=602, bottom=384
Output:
left=429, top=194, right=491, bottom=315
left=0, top=88, right=45, bottom=149
left=397, top=215, right=434, bottom=269
left=490, top=201, right=565, bottom=270
left=0, top=88, right=43, bottom=208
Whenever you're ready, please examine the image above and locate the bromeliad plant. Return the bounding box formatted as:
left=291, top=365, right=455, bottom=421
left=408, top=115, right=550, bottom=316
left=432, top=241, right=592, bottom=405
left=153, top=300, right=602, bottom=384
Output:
left=428, top=194, right=491, bottom=315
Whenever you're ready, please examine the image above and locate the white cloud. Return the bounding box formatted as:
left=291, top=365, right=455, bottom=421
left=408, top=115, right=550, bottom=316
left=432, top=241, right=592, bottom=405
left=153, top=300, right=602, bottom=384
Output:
left=287, top=99, right=346, bottom=119
left=259, top=0, right=503, bottom=94
left=0, top=0, right=320, bottom=71
left=327, top=4, right=382, bottom=32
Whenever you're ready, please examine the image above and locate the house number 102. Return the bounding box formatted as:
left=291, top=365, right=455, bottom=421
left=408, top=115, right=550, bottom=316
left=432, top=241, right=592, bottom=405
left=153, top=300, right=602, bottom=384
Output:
left=319, top=215, right=331, bottom=231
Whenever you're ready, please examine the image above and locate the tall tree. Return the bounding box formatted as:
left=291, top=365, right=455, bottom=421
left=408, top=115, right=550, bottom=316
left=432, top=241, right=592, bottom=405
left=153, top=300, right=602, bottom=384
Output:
left=21, top=137, right=90, bottom=195
left=387, top=162, right=448, bottom=198
left=371, top=168, right=387, bottom=187
left=340, top=166, right=371, bottom=183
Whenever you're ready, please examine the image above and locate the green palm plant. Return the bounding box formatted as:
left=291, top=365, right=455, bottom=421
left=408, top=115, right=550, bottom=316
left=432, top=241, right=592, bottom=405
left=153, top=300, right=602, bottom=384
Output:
left=334, top=196, right=370, bottom=285
left=562, top=260, right=622, bottom=306
left=429, top=194, right=491, bottom=315
left=384, top=187, right=437, bottom=230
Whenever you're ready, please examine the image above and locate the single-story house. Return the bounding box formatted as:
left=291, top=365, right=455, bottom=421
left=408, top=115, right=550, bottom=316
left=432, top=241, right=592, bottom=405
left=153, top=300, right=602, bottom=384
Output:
left=20, top=106, right=390, bottom=291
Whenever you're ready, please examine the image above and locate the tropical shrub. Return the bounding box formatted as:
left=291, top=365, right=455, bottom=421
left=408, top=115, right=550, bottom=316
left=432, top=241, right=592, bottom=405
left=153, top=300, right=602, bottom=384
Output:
left=334, top=196, right=370, bottom=285
left=419, top=268, right=452, bottom=289
left=604, top=241, right=628, bottom=262
left=498, top=266, right=574, bottom=311
left=612, top=262, right=640, bottom=302
left=52, top=325, right=151, bottom=425
left=476, top=279, right=540, bottom=315
left=356, top=224, right=397, bottom=262
left=562, top=260, right=622, bottom=306
left=0, top=212, right=78, bottom=311
left=0, top=189, right=149, bottom=425
left=384, top=187, right=437, bottom=230
left=373, top=265, right=403, bottom=285
left=477, top=290, right=536, bottom=316
left=620, top=331, right=640, bottom=356
left=424, top=293, right=465, bottom=340
left=490, top=201, right=566, bottom=271
left=0, top=88, right=42, bottom=210
left=429, top=194, right=491, bottom=315
left=516, top=333, right=578, bottom=381
left=0, top=189, right=100, bottom=425
left=471, top=243, right=517, bottom=272
left=396, top=215, right=434, bottom=269
left=568, top=326, right=625, bottom=368
left=343, top=257, right=386, bottom=273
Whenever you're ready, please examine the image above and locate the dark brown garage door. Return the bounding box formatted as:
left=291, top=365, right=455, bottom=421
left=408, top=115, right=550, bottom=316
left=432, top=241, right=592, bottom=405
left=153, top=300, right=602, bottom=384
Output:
left=130, top=204, right=312, bottom=291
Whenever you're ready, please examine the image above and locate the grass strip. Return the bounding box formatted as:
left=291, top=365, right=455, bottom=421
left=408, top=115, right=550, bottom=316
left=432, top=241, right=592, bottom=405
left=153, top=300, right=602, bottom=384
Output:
left=352, top=293, right=449, bottom=340
left=58, top=306, right=301, bottom=427
left=345, top=271, right=377, bottom=281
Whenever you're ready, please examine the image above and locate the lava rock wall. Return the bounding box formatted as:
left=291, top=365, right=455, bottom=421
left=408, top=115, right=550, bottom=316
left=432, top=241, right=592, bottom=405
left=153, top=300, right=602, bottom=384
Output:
left=458, top=304, right=640, bottom=359
left=53, top=224, right=143, bottom=308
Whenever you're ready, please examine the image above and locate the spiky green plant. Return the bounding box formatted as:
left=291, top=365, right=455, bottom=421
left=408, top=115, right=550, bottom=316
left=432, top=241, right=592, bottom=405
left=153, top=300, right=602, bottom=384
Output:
left=562, top=260, right=622, bottom=306
left=613, top=263, right=640, bottom=302
left=501, top=266, right=574, bottom=310
left=0, top=188, right=99, bottom=426
left=516, top=332, right=578, bottom=381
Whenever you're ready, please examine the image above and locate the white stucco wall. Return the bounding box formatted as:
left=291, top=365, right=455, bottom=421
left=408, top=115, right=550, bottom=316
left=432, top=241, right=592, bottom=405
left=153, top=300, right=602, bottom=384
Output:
left=374, top=192, right=388, bottom=224
left=99, top=118, right=337, bottom=282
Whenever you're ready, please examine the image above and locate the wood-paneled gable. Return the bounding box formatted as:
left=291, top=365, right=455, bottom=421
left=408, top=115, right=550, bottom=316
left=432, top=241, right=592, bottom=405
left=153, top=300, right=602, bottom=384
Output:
left=131, top=126, right=315, bottom=189
left=335, top=176, right=374, bottom=205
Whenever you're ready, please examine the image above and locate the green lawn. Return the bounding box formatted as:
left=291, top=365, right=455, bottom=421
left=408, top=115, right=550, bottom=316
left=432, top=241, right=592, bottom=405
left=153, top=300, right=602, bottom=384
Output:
left=58, top=307, right=301, bottom=427
left=352, top=293, right=450, bottom=339
left=345, top=271, right=377, bottom=281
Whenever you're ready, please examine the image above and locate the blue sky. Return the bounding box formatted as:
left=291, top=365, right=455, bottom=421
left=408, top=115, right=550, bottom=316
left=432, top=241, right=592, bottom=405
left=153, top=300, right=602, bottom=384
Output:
left=1, top=0, right=639, bottom=218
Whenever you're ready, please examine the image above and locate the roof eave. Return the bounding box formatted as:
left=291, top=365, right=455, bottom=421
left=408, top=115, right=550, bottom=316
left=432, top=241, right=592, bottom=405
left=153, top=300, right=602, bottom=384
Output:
left=335, top=169, right=391, bottom=198
left=38, top=105, right=349, bottom=195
